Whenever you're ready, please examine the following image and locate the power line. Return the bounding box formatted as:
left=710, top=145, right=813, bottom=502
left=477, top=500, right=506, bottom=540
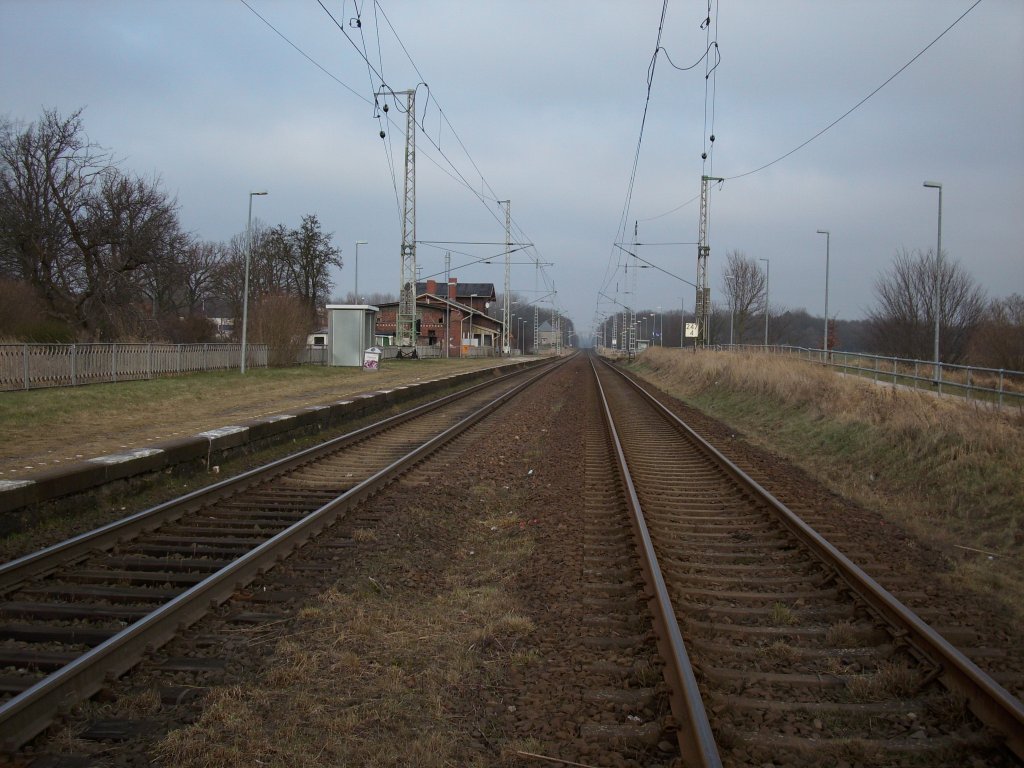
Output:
left=240, top=2, right=557, bottom=312
left=723, top=0, right=983, bottom=181
left=638, top=192, right=701, bottom=222
left=238, top=0, right=369, bottom=105
left=600, top=0, right=671, bottom=303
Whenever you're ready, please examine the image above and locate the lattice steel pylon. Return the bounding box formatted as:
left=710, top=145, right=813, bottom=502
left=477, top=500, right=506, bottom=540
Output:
left=393, top=89, right=417, bottom=348
left=628, top=221, right=638, bottom=360
left=499, top=200, right=511, bottom=354
left=696, top=175, right=723, bottom=346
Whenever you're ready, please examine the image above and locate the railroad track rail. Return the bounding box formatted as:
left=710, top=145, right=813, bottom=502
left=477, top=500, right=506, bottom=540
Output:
left=0, top=357, right=562, bottom=751
left=590, top=356, right=1024, bottom=767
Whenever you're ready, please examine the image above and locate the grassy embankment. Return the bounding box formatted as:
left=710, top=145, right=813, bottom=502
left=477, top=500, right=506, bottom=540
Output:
left=0, top=358, right=516, bottom=558
left=628, top=347, right=1024, bottom=625
left=0, top=357, right=509, bottom=467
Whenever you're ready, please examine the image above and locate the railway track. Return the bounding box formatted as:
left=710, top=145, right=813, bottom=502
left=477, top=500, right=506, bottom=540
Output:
left=591, top=356, right=1024, bottom=766
left=0, top=357, right=561, bottom=751
left=3, top=352, right=1021, bottom=765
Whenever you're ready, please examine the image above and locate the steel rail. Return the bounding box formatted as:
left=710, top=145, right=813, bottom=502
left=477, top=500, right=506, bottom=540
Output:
left=0, top=358, right=565, bottom=751
left=600, top=358, right=1024, bottom=760
left=0, top=360, right=551, bottom=592
left=589, top=357, right=722, bottom=768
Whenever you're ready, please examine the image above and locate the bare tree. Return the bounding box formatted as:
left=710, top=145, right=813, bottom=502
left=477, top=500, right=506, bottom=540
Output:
left=281, top=214, right=341, bottom=311
left=0, top=109, right=104, bottom=330
left=0, top=108, right=184, bottom=339
left=868, top=247, right=986, bottom=363
left=249, top=293, right=314, bottom=366
left=179, top=240, right=226, bottom=316
left=721, top=250, right=767, bottom=343
left=969, top=294, right=1024, bottom=370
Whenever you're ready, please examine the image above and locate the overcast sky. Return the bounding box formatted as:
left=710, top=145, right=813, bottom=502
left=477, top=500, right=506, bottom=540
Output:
left=2, top=1, right=1022, bottom=335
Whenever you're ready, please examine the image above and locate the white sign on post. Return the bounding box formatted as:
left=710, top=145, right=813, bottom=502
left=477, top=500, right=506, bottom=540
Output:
left=362, top=346, right=382, bottom=371
left=685, top=323, right=699, bottom=338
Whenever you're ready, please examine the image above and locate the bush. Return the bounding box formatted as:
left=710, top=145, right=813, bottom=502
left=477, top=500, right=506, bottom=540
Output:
left=248, top=294, right=314, bottom=366
left=0, top=279, right=75, bottom=342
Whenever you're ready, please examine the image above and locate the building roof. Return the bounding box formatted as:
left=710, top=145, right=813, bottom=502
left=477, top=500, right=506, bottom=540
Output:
left=374, top=295, right=504, bottom=330
left=417, top=281, right=496, bottom=300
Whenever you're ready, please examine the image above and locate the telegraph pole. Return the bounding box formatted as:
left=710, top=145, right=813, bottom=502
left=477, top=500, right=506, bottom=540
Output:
left=696, top=175, right=723, bottom=346
left=498, top=200, right=512, bottom=354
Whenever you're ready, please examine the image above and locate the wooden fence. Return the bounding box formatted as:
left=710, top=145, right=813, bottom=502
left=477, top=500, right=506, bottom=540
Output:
left=0, top=343, right=268, bottom=391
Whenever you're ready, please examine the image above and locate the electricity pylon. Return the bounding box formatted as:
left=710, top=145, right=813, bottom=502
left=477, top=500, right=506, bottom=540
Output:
left=696, top=175, right=723, bottom=346
left=383, top=88, right=417, bottom=348
left=499, top=200, right=511, bottom=354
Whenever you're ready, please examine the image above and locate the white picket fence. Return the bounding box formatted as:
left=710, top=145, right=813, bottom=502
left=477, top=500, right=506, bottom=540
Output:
left=0, top=343, right=269, bottom=391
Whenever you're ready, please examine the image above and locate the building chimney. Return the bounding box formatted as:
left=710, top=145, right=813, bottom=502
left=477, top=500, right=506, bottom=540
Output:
left=448, top=277, right=457, bottom=301
left=426, top=279, right=437, bottom=296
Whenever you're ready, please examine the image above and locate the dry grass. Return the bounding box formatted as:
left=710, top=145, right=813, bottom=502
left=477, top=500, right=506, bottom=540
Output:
left=770, top=602, right=798, bottom=626
left=630, top=348, right=1024, bottom=626
left=825, top=620, right=859, bottom=647
left=0, top=358, right=514, bottom=474
left=846, top=660, right=922, bottom=701
left=155, top=484, right=537, bottom=767
left=758, top=640, right=801, bottom=663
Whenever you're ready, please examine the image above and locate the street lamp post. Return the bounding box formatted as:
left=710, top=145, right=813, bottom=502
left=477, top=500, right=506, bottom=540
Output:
left=354, top=240, right=368, bottom=301
left=241, top=190, right=268, bottom=374
left=816, top=230, right=830, bottom=356
left=923, top=181, right=943, bottom=384
left=724, top=273, right=735, bottom=346
left=679, top=296, right=685, bottom=348
left=759, top=257, right=770, bottom=346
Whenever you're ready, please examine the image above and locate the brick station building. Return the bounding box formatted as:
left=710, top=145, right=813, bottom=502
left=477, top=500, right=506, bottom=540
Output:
left=374, top=278, right=506, bottom=357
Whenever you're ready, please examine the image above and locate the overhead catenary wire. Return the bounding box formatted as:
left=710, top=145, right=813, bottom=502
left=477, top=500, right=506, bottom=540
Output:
left=240, top=1, right=504, bottom=227
left=599, top=0, right=671, bottom=305
left=238, top=0, right=369, bottom=105
left=239, top=1, right=565, bottom=318
left=318, top=0, right=565, bottom=311
left=360, top=3, right=564, bottom=314
left=722, top=0, right=983, bottom=181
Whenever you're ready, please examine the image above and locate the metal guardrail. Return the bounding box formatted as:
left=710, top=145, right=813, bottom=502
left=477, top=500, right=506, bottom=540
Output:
left=724, top=345, right=1024, bottom=407
left=0, top=343, right=269, bottom=391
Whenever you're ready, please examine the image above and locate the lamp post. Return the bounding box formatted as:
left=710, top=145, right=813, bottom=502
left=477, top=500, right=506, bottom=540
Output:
left=679, top=297, right=685, bottom=348
left=724, top=273, right=735, bottom=346
left=354, top=240, right=368, bottom=302
left=759, top=257, right=770, bottom=346
left=655, top=307, right=661, bottom=345
left=241, top=190, right=268, bottom=374
left=816, top=230, right=830, bottom=355
left=469, top=294, right=477, bottom=349
left=923, top=181, right=943, bottom=383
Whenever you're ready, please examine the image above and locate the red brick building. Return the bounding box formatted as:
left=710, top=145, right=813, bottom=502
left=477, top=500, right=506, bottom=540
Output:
left=374, top=279, right=506, bottom=357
